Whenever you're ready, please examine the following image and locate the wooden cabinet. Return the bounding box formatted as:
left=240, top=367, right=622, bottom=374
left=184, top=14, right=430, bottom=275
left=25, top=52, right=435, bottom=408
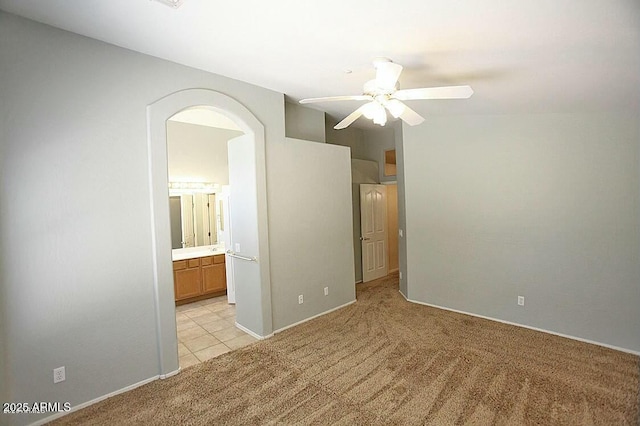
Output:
left=202, top=255, right=226, bottom=294
left=173, top=254, right=226, bottom=303
left=173, top=259, right=202, bottom=300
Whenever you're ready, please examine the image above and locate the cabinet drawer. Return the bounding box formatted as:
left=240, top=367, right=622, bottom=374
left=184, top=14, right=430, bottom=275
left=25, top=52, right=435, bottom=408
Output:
left=173, top=260, right=187, bottom=271
left=201, top=256, right=214, bottom=266
left=187, top=258, right=200, bottom=268
left=213, top=254, right=225, bottom=264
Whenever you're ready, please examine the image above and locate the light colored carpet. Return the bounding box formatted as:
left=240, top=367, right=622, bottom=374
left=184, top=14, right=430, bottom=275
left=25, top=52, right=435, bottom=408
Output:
left=53, top=273, right=639, bottom=425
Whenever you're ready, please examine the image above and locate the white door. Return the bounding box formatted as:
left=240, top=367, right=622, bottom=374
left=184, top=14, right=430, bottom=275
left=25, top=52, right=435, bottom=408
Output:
left=180, top=194, right=195, bottom=248
left=227, top=136, right=260, bottom=307
left=360, top=184, right=388, bottom=282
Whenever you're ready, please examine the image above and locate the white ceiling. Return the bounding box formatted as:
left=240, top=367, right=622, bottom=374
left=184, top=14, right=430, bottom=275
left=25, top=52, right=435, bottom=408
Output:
left=1, top=0, right=638, bottom=127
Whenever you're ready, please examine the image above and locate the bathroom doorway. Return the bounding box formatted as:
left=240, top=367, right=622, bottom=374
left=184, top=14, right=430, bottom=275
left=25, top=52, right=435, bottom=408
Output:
left=147, top=89, right=273, bottom=378
left=166, top=107, right=255, bottom=367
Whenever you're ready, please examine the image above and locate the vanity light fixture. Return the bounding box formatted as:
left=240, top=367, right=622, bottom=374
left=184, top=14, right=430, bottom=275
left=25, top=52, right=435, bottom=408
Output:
left=168, top=182, right=219, bottom=193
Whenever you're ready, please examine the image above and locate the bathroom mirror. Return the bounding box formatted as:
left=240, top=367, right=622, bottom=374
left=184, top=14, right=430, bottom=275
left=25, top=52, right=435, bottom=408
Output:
left=169, top=192, right=217, bottom=249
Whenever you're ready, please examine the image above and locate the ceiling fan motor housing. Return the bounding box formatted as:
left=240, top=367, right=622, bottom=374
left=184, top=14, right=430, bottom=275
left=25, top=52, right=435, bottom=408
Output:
left=363, top=79, right=398, bottom=97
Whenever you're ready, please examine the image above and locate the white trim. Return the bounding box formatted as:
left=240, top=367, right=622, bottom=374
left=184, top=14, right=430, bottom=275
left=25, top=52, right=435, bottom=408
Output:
left=273, top=300, right=357, bottom=334
left=159, top=368, right=180, bottom=379
left=146, top=106, right=169, bottom=380
left=398, top=289, right=408, bottom=300
left=355, top=280, right=363, bottom=284
left=30, top=375, right=160, bottom=426
left=235, top=321, right=272, bottom=340
left=407, top=298, right=640, bottom=356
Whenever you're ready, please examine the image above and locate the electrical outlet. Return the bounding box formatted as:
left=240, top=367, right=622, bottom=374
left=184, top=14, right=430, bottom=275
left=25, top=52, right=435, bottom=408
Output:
left=399, top=229, right=403, bottom=237
left=399, top=272, right=403, bottom=280
left=518, top=296, right=525, bottom=306
left=324, top=287, right=329, bottom=296
left=234, top=243, right=241, bottom=252
left=53, top=366, right=65, bottom=384
left=298, top=295, right=303, bottom=304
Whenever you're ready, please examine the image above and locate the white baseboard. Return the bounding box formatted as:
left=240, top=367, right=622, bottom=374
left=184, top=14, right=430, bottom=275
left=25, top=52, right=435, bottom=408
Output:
left=273, top=300, right=357, bottom=334
left=407, top=298, right=640, bottom=356
left=31, top=375, right=161, bottom=426
left=355, top=280, right=363, bottom=284
left=398, top=289, right=408, bottom=300
left=159, top=368, right=180, bottom=379
left=235, top=321, right=272, bottom=340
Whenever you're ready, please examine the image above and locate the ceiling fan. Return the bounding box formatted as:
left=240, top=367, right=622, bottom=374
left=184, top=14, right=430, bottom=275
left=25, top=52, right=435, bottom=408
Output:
left=299, top=58, right=473, bottom=130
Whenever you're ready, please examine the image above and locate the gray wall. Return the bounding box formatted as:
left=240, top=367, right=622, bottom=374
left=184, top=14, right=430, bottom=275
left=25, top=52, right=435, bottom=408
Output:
left=284, top=102, right=326, bottom=143
left=0, top=131, right=6, bottom=422
left=269, top=138, right=356, bottom=330
left=325, top=117, right=364, bottom=152
left=402, top=112, right=640, bottom=352
left=0, top=12, right=277, bottom=425
left=167, top=120, right=243, bottom=185
left=0, top=237, right=6, bottom=426
left=362, top=127, right=397, bottom=184
left=326, top=119, right=396, bottom=184
left=0, top=12, right=353, bottom=425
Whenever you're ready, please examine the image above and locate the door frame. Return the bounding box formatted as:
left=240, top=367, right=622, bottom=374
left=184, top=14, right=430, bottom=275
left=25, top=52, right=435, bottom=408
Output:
left=147, top=88, right=273, bottom=377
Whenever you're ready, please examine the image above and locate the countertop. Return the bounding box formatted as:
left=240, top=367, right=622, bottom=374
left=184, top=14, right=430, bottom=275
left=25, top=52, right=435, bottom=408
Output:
left=172, top=245, right=226, bottom=261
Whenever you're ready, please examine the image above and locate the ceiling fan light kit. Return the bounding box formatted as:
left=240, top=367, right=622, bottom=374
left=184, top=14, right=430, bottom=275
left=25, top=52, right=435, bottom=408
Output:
left=362, top=101, right=387, bottom=126
left=299, top=58, right=474, bottom=130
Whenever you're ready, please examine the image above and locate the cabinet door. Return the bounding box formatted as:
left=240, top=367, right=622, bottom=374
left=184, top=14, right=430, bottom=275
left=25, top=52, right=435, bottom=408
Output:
left=174, top=267, right=202, bottom=300
left=202, top=263, right=226, bottom=294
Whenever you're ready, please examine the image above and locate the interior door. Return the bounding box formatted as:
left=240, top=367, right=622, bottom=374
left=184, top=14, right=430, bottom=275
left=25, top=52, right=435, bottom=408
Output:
left=227, top=136, right=260, bottom=306
left=360, top=184, right=388, bottom=282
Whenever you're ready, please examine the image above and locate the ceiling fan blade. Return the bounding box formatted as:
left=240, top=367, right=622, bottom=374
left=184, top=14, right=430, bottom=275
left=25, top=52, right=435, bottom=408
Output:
left=299, top=95, right=372, bottom=104
left=375, top=61, right=403, bottom=90
left=383, top=100, right=424, bottom=126
left=393, top=85, right=474, bottom=101
left=334, top=106, right=366, bottom=130
left=398, top=105, right=425, bottom=126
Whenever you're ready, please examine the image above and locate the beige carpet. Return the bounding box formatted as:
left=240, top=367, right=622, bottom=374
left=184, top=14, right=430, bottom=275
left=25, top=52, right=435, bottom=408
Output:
left=53, top=273, right=639, bottom=425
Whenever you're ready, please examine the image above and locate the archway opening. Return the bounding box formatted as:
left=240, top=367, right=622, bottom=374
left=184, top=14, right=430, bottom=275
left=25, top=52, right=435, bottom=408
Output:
left=147, top=89, right=272, bottom=377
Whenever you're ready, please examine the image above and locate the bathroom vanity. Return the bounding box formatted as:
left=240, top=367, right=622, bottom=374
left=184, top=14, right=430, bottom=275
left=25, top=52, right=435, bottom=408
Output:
left=172, top=246, right=227, bottom=304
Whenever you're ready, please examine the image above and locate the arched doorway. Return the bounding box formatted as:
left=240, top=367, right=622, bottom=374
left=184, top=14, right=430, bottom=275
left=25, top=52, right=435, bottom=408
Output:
left=147, top=89, right=273, bottom=377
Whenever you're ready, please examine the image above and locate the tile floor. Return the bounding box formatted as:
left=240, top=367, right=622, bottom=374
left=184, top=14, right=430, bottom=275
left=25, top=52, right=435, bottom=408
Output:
left=176, top=295, right=257, bottom=369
